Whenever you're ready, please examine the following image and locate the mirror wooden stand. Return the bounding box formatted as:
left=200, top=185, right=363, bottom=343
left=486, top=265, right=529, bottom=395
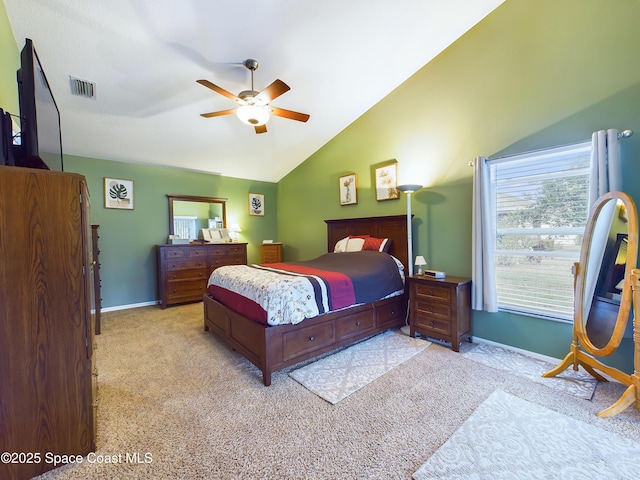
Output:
left=543, top=191, right=639, bottom=417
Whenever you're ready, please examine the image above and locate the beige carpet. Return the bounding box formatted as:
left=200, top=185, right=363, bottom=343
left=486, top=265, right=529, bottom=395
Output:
left=32, top=303, right=640, bottom=480
left=462, top=342, right=598, bottom=400
left=414, top=389, right=640, bottom=479
left=289, top=330, right=431, bottom=404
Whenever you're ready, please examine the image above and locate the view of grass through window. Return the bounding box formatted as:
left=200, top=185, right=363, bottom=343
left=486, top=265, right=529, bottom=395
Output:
left=490, top=143, right=591, bottom=320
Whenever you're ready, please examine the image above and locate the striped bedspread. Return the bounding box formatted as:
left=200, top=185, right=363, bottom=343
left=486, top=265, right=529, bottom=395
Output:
left=207, top=251, right=405, bottom=326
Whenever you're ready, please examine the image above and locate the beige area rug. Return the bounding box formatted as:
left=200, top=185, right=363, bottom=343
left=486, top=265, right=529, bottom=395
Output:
left=414, top=389, right=640, bottom=480
left=462, top=342, right=598, bottom=400
left=289, top=329, right=431, bottom=404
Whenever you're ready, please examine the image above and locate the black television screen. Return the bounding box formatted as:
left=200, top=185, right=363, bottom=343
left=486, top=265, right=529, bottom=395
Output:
left=15, top=38, right=63, bottom=171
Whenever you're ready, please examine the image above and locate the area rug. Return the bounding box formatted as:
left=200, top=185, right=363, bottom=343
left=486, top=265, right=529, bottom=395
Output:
left=413, top=389, right=640, bottom=479
left=289, top=329, right=431, bottom=404
left=462, top=342, right=598, bottom=400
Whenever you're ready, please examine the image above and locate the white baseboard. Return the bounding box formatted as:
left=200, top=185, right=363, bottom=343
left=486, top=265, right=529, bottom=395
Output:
left=471, top=336, right=563, bottom=364
left=101, top=300, right=158, bottom=313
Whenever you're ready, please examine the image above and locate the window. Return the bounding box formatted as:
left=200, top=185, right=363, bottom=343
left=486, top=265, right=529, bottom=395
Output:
left=488, top=142, right=591, bottom=320
left=173, top=215, right=197, bottom=240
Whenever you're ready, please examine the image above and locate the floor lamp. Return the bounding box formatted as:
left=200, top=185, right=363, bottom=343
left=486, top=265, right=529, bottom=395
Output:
left=397, top=184, right=422, bottom=335
left=397, top=184, right=422, bottom=276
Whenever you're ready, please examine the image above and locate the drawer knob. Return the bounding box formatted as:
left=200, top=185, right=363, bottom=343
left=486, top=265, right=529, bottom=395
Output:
left=429, top=307, right=434, bottom=313
left=355, top=321, right=361, bottom=326
left=429, top=321, right=434, bottom=327
left=429, top=290, right=433, bottom=295
left=309, top=336, right=315, bottom=341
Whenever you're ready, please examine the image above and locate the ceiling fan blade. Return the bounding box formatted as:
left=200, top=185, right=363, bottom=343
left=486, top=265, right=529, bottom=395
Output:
left=270, top=106, right=310, bottom=123
left=197, top=79, right=240, bottom=102
left=255, top=79, right=290, bottom=104
left=254, top=124, right=267, bottom=134
left=200, top=108, right=236, bottom=118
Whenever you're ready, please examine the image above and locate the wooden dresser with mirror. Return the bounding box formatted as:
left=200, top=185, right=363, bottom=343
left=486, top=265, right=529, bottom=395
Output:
left=157, top=194, right=247, bottom=308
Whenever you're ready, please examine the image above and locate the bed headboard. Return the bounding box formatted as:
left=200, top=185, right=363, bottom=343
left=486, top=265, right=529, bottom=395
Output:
left=325, top=215, right=409, bottom=270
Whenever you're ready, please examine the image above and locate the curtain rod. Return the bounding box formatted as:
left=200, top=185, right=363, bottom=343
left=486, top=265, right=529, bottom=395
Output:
left=468, top=129, right=633, bottom=166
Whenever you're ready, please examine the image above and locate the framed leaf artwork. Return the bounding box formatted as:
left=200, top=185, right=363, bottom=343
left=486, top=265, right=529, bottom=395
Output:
left=104, top=177, right=134, bottom=210
left=249, top=193, right=264, bottom=216
left=374, top=163, right=399, bottom=201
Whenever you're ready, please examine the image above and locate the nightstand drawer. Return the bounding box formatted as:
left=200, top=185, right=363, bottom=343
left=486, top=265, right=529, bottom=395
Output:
left=415, top=299, right=450, bottom=321
left=413, top=283, right=451, bottom=303
left=414, top=314, right=451, bottom=336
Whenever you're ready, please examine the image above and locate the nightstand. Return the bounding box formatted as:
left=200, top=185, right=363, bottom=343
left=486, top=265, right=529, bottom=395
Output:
left=408, top=275, right=472, bottom=352
left=261, top=242, right=283, bottom=263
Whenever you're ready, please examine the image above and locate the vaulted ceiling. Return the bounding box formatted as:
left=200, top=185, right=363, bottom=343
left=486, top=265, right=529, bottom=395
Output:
left=4, top=0, right=505, bottom=182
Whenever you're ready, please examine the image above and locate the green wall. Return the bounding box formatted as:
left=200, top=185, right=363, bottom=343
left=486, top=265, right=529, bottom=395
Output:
left=0, top=0, right=18, bottom=112
left=64, top=155, right=278, bottom=308
left=278, top=0, right=640, bottom=372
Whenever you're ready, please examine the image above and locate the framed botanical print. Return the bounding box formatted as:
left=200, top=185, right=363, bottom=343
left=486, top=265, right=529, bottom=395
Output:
left=249, top=193, right=264, bottom=216
left=104, top=177, right=134, bottom=209
left=339, top=173, right=357, bottom=205
left=374, top=163, right=399, bottom=201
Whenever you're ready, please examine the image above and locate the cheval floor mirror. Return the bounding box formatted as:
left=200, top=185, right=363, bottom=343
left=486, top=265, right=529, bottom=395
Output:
left=543, top=191, right=640, bottom=418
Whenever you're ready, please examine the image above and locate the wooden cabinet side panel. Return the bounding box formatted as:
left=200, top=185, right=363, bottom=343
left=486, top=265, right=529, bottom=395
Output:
left=0, top=168, right=94, bottom=480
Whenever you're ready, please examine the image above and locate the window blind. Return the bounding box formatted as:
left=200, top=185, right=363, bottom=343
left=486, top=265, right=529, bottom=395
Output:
left=489, top=142, right=591, bottom=320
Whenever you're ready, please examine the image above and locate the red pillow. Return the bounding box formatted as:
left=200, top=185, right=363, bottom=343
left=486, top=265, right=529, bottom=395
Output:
left=362, top=237, right=388, bottom=252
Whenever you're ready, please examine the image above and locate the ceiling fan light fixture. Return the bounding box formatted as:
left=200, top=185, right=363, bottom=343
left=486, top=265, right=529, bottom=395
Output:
left=236, top=104, right=270, bottom=126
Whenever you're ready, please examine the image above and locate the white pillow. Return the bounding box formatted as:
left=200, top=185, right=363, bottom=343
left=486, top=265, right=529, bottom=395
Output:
left=345, top=238, right=365, bottom=252
left=334, top=237, right=349, bottom=253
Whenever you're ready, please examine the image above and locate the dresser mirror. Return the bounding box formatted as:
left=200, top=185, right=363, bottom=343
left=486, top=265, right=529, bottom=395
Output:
left=543, top=191, right=639, bottom=417
left=167, top=194, right=227, bottom=239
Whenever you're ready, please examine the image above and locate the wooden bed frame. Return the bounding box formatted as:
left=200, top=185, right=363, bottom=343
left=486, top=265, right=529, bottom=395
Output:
left=203, top=215, right=409, bottom=385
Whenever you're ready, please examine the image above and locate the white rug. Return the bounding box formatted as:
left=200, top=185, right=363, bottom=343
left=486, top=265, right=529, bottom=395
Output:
left=289, top=330, right=431, bottom=404
left=414, top=389, right=640, bottom=480
left=462, top=342, right=598, bottom=400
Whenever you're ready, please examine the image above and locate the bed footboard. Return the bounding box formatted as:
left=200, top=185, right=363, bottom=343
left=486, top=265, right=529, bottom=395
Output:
left=203, top=293, right=406, bottom=385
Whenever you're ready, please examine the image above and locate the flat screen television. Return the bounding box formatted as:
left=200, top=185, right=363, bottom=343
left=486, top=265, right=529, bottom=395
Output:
left=14, top=38, right=63, bottom=171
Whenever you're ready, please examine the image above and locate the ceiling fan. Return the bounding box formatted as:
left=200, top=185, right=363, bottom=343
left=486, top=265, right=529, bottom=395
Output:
left=197, top=59, right=310, bottom=134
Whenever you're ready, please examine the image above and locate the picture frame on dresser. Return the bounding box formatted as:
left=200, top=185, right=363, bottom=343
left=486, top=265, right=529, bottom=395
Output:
left=104, top=177, right=134, bottom=210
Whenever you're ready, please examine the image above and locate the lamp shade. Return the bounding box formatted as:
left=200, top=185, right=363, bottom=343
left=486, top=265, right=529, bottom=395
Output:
left=415, top=255, right=427, bottom=266
left=397, top=184, right=423, bottom=193
left=236, top=105, right=270, bottom=126
left=229, top=223, right=242, bottom=233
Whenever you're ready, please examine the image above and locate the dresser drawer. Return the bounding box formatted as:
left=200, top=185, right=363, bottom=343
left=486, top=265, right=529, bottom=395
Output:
left=413, top=283, right=451, bottom=303
left=208, top=245, right=229, bottom=256
left=166, top=258, right=207, bottom=271
left=227, top=244, right=247, bottom=256
left=283, top=322, right=336, bottom=361
left=166, top=280, right=208, bottom=301
left=164, top=246, right=207, bottom=259
left=166, top=268, right=208, bottom=282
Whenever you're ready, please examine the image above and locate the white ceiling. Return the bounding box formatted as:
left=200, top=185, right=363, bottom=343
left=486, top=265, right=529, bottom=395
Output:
left=4, top=0, right=505, bottom=182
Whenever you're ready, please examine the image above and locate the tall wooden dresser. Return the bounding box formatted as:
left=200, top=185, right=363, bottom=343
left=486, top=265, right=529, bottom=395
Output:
left=0, top=166, right=96, bottom=480
left=157, top=242, right=247, bottom=308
